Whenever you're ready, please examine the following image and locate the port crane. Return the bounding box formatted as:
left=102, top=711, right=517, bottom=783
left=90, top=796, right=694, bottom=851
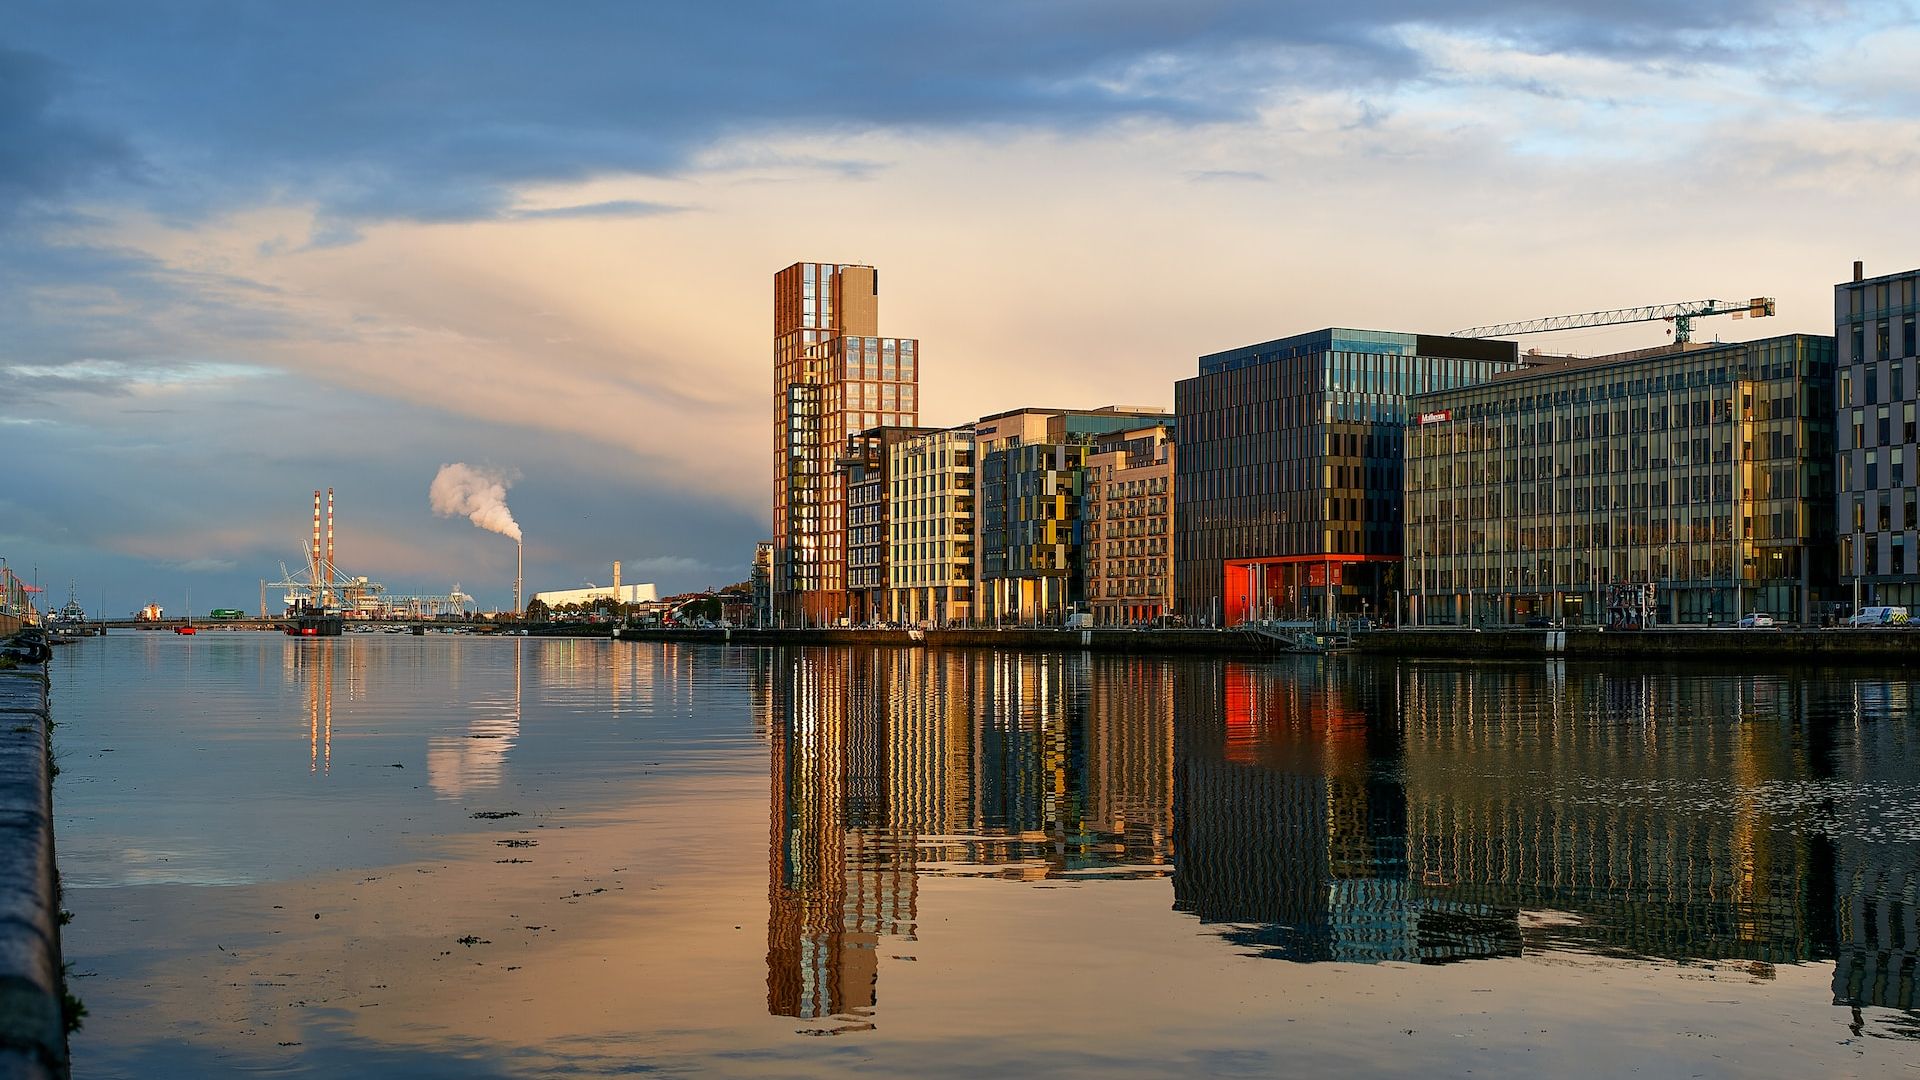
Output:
left=1456, top=297, right=1776, bottom=344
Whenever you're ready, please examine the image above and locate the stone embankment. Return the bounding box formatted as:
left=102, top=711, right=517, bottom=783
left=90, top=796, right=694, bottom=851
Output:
left=608, top=624, right=1920, bottom=664
left=0, top=634, right=68, bottom=1080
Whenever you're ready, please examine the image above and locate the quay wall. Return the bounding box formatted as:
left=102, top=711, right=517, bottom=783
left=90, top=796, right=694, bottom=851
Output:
left=610, top=624, right=1920, bottom=665
left=0, top=648, right=68, bottom=1079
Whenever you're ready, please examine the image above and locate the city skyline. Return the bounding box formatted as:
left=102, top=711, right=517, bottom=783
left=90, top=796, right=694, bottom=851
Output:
left=4, top=3, right=1917, bottom=611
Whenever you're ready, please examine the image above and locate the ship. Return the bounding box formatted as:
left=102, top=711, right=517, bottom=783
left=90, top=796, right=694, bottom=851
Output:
left=280, top=600, right=343, bottom=637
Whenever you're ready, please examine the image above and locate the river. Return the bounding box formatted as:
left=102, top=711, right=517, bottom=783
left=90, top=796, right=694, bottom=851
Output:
left=49, top=633, right=1920, bottom=1077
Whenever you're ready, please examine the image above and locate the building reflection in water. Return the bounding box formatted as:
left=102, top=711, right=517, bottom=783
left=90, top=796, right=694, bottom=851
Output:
left=761, top=647, right=1173, bottom=1020
left=763, top=648, right=1919, bottom=1030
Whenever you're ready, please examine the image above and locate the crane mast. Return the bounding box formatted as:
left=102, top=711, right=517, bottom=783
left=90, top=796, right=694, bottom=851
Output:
left=1456, top=297, right=1776, bottom=344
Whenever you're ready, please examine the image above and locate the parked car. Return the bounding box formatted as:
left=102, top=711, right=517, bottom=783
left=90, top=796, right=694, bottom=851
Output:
left=1523, top=616, right=1556, bottom=629
left=1847, top=605, right=1910, bottom=627
left=1737, top=612, right=1776, bottom=629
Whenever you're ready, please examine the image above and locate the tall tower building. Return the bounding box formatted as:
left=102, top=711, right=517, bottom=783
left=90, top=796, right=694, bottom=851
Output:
left=773, top=262, right=920, bottom=624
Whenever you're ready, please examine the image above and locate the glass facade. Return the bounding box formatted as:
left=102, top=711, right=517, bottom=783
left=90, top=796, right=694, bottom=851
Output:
left=1404, top=334, right=1837, bottom=626
left=1836, top=267, right=1920, bottom=609
left=772, top=262, right=919, bottom=624
left=1174, top=329, right=1520, bottom=626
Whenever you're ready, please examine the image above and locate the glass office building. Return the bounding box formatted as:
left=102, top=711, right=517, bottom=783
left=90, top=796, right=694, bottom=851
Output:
left=1836, top=263, right=1920, bottom=608
left=1404, top=334, right=1836, bottom=626
left=1174, top=329, right=1519, bottom=626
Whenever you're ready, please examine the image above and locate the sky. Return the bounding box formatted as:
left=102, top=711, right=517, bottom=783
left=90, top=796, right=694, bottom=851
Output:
left=4, top=1, right=1918, bottom=614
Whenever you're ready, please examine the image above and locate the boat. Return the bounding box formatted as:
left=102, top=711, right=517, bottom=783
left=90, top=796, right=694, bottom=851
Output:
left=280, top=600, right=343, bottom=637
left=175, top=588, right=197, bottom=634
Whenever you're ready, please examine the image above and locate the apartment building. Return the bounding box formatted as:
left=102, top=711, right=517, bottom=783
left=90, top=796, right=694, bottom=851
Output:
left=772, top=262, right=920, bottom=625
left=1082, top=423, right=1175, bottom=625
left=887, top=426, right=977, bottom=626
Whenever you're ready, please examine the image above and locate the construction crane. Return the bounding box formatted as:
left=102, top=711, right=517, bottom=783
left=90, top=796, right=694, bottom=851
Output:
left=1456, top=297, right=1776, bottom=345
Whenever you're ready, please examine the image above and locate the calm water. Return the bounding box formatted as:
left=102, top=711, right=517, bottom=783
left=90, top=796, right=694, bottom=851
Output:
left=49, top=633, right=1920, bottom=1077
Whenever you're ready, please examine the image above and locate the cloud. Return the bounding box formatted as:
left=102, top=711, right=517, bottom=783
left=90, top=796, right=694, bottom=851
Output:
left=1186, top=169, right=1271, bottom=183
left=6, top=2, right=1824, bottom=231
left=0, top=45, right=134, bottom=221
left=509, top=199, right=687, bottom=221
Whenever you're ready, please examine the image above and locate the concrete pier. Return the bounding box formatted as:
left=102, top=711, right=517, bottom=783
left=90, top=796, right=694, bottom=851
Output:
left=0, top=647, right=68, bottom=1080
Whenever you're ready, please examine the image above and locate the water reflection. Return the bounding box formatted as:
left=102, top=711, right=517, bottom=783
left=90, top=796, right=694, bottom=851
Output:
left=761, top=649, right=1920, bottom=1030
left=761, top=649, right=1175, bottom=1021
left=427, top=639, right=521, bottom=797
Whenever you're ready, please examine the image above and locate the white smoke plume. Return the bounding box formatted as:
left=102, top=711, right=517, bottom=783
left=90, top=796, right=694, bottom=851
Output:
left=429, top=463, right=522, bottom=541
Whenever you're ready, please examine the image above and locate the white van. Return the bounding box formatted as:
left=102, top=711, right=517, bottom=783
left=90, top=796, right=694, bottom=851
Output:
left=1848, top=606, right=1910, bottom=627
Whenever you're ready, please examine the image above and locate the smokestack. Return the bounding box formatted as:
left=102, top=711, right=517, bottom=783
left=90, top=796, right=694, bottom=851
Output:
left=325, top=487, right=335, bottom=607
left=1855, top=260, right=1865, bottom=283
left=515, top=539, right=524, bottom=617
left=613, top=560, right=621, bottom=601
left=311, top=490, right=322, bottom=607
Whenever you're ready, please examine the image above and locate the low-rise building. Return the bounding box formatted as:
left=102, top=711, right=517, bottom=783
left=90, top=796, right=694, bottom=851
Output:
left=1404, top=333, right=1837, bottom=626
left=531, top=583, right=659, bottom=609
left=1083, top=423, right=1175, bottom=625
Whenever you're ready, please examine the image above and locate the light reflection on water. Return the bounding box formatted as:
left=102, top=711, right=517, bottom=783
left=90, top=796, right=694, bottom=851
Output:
left=50, top=635, right=1920, bottom=1077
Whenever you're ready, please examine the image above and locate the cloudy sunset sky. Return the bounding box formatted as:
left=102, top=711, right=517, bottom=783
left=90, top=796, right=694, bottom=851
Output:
left=4, top=1, right=1916, bottom=612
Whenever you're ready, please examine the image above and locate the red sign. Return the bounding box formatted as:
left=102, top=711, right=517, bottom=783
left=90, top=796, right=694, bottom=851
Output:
left=1418, top=410, right=1452, bottom=425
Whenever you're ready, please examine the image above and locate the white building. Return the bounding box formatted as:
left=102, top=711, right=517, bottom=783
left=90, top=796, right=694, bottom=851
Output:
left=531, top=583, right=658, bottom=608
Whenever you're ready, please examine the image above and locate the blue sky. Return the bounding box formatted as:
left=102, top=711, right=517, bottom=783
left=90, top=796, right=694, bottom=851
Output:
left=3, top=1, right=1917, bottom=613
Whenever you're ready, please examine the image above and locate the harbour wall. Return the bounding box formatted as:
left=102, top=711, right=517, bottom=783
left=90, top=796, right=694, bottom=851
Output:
left=0, top=644, right=68, bottom=1079
left=610, top=624, right=1920, bottom=664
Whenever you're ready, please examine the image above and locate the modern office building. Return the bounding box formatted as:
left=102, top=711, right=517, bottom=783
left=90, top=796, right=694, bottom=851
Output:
left=841, top=425, right=936, bottom=624
left=974, top=406, right=1172, bottom=624
left=772, top=262, right=920, bottom=625
left=1082, top=423, right=1175, bottom=626
left=1836, top=262, right=1920, bottom=608
left=1404, top=333, right=1837, bottom=626
left=1174, top=329, right=1520, bottom=627
left=887, top=425, right=977, bottom=626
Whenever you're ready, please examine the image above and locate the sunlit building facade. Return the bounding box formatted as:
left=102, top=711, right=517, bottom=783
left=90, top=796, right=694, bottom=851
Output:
left=1836, top=263, right=1920, bottom=608
left=975, top=406, right=1172, bottom=624
left=1174, top=329, right=1520, bottom=627
left=1082, top=423, right=1175, bottom=625
left=842, top=425, right=935, bottom=624
left=772, top=262, right=920, bottom=625
left=1404, top=333, right=1837, bottom=626
left=887, top=425, right=977, bottom=626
